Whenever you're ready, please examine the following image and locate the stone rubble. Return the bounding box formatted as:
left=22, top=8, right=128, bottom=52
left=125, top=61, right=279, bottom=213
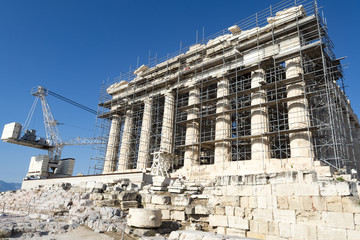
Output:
left=0, top=179, right=134, bottom=238
left=0, top=214, right=78, bottom=239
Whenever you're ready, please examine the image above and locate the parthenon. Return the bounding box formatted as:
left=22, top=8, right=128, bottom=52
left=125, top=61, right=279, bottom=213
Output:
left=3, top=1, right=360, bottom=239
left=93, top=2, right=360, bottom=180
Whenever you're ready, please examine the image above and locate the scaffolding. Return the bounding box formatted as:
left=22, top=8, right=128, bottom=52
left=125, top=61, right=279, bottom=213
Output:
left=88, top=0, right=359, bottom=177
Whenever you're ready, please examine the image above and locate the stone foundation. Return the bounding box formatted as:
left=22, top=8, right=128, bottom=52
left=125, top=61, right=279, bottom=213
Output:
left=21, top=171, right=148, bottom=190
left=141, top=170, right=360, bottom=239
left=2, top=170, right=360, bottom=239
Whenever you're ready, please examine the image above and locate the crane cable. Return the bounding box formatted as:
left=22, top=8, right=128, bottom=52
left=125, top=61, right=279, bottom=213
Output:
left=23, top=97, right=39, bottom=132
left=23, top=87, right=97, bottom=132
left=47, top=90, right=97, bottom=115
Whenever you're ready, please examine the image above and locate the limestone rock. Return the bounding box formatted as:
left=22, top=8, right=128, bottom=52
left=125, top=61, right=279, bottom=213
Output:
left=151, top=195, right=171, bottom=205
left=121, top=201, right=138, bottom=210
left=118, top=190, right=138, bottom=201
left=133, top=228, right=157, bottom=237
left=127, top=208, right=162, bottom=228
left=0, top=227, right=12, bottom=238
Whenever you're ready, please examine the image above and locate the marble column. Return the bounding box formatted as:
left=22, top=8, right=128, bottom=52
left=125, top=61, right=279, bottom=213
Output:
left=118, top=110, right=133, bottom=171
left=286, top=57, right=312, bottom=158
left=215, top=77, right=231, bottom=164
left=184, top=87, right=200, bottom=168
left=351, top=120, right=360, bottom=173
left=251, top=69, right=270, bottom=160
left=137, top=98, right=153, bottom=170
left=103, top=114, right=121, bottom=173
left=160, top=90, right=175, bottom=153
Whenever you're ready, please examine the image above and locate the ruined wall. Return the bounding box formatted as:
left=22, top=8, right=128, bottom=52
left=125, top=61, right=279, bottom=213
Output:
left=141, top=171, right=360, bottom=240
left=2, top=171, right=360, bottom=239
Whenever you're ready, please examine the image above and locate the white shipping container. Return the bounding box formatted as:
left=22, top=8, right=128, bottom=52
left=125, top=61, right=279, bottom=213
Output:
left=28, top=155, right=50, bottom=173
left=1, top=122, right=22, bottom=140
left=55, top=158, right=75, bottom=176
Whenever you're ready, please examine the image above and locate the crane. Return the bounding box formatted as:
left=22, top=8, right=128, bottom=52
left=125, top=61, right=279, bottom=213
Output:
left=1, top=86, right=105, bottom=178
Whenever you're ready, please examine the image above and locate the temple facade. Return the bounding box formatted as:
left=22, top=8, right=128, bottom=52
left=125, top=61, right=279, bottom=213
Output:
left=97, top=5, right=360, bottom=180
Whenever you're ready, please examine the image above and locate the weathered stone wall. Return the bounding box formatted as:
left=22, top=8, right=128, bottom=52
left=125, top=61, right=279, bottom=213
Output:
left=141, top=171, right=360, bottom=240
left=2, top=171, right=360, bottom=239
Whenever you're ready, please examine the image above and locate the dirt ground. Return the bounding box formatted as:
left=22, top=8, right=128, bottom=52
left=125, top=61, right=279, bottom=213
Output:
left=30, top=226, right=115, bottom=240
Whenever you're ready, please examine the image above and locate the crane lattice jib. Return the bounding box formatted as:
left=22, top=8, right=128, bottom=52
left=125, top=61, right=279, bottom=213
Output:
left=62, top=137, right=106, bottom=146
left=32, top=86, right=63, bottom=161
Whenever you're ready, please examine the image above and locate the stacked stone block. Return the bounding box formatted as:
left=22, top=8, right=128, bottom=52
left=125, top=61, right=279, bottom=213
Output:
left=1, top=171, right=360, bottom=239
left=142, top=171, right=360, bottom=239
left=204, top=171, right=360, bottom=239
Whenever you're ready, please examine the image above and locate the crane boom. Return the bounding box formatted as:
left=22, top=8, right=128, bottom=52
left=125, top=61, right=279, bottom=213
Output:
left=62, top=137, right=106, bottom=146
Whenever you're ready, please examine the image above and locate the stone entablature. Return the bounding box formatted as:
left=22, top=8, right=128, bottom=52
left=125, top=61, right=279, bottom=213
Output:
left=107, top=10, right=312, bottom=102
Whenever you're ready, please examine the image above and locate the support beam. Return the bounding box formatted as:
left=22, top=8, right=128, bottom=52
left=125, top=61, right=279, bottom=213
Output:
left=118, top=110, right=133, bottom=171
left=160, top=90, right=175, bottom=153
left=286, top=57, right=312, bottom=158
left=184, top=87, right=200, bottom=168
left=103, top=114, right=121, bottom=173
left=137, top=98, right=153, bottom=170
left=251, top=69, right=270, bottom=161
left=215, top=77, right=231, bottom=164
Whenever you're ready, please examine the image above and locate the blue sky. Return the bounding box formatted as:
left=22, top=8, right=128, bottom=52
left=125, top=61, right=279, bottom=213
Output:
left=0, top=0, right=359, bottom=183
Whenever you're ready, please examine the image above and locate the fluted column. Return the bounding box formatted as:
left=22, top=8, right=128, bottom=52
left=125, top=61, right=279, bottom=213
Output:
left=184, top=87, right=200, bottom=168
left=160, top=90, right=175, bottom=153
left=251, top=69, right=270, bottom=160
left=286, top=57, right=312, bottom=158
left=103, top=114, right=121, bottom=173
left=215, top=77, right=231, bottom=164
left=351, top=120, right=360, bottom=164
left=137, top=98, right=153, bottom=170
left=118, top=110, right=133, bottom=171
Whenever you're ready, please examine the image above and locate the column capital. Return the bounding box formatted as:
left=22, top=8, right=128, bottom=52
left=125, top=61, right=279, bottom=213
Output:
left=144, top=97, right=153, bottom=105
left=216, top=75, right=229, bottom=82
left=111, top=114, right=120, bottom=119
left=215, top=70, right=229, bottom=80
left=189, top=85, right=200, bottom=91
left=251, top=67, right=266, bottom=89
left=251, top=68, right=266, bottom=76
left=165, top=89, right=175, bottom=95
left=125, top=109, right=133, bottom=116
left=164, top=89, right=175, bottom=97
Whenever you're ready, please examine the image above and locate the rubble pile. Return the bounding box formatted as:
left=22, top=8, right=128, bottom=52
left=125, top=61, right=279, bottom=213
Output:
left=0, top=178, right=138, bottom=238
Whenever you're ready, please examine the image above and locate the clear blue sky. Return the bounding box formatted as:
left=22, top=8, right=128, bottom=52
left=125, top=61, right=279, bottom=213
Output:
left=0, top=0, right=359, bottom=183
